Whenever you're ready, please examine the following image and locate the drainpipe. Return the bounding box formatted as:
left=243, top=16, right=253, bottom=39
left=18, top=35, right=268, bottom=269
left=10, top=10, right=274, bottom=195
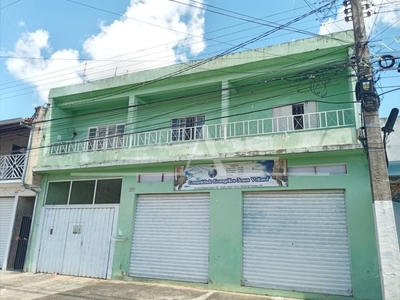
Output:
left=20, top=107, right=45, bottom=273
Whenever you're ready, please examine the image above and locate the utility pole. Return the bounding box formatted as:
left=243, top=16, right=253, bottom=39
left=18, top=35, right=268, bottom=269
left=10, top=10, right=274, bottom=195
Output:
left=348, top=0, right=400, bottom=298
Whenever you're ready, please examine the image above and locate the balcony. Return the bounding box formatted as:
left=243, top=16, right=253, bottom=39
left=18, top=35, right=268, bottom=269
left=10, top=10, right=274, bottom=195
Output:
left=0, top=154, right=26, bottom=180
left=49, top=108, right=355, bottom=155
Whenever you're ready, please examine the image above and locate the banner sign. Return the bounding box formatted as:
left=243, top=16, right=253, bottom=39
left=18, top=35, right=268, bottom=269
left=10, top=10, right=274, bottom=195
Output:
left=174, top=160, right=287, bottom=190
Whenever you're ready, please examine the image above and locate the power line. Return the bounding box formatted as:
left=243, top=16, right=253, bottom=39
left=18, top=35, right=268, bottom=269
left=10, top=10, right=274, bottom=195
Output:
left=21, top=72, right=345, bottom=139
left=14, top=94, right=358, bottom=156
left=0, top=0, right=347, bottom=101
left=0, top=0, right=20, bottom=10
left=26, top=65, right=354, bottom=141
left=16, top=2, right=335, bottom=118
left=31, top=47, right=351, bottom=130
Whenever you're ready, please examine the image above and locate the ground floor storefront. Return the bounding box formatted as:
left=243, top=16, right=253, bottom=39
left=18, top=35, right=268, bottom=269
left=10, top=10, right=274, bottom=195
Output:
left=24, top=151, right=382, bottom=300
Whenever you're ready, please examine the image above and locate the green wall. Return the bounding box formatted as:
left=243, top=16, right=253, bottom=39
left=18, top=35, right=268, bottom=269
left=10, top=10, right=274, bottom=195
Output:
left=113, top=151, right=380, bottom=299
left=26, top=150, right=381, bottom=299
left=209, top=189, right=243, bottom=287
left=47, top=97, right=129, bottom=144
left=134, top=89, right=221, bottom=132
left=44, top=52, right=353, bottom=147
left=26, top=149, right=381, bottom=300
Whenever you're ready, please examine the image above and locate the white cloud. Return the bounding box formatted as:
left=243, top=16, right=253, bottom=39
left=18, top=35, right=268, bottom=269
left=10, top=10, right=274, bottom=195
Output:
left=375, top=1, right=400, bottom=27
left=319, top=6, right=352, bottom=35
left=319, top=1, right=400, bottom=36
left=5, top=30, right=82, bottom=103
left=6, top=0, right=206, bottom=103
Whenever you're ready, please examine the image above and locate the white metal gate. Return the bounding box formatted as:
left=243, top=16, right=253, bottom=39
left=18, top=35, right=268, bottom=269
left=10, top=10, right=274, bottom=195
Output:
left=36, top=205, right=118, bottom=279
left=0, top=198, right=15, bottom=269
left=129, top=194, right=209, bottom=283
left=243, top=191, right=352, bottom=296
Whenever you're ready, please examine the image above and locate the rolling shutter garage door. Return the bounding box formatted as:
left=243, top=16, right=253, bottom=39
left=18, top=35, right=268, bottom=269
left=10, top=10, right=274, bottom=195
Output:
left=0, top=198, right=15, bottom=268
left=243, top=191, right=352, bottom=296
left=129, top=194, right=209, bottom=283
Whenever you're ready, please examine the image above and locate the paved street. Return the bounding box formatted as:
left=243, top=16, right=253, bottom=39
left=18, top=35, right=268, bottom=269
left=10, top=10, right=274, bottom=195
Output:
left=0, top=271, right=297, bottom=300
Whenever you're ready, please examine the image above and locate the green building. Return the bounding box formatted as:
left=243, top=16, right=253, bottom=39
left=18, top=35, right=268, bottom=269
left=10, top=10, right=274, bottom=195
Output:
left=24, top=31, right=382, bottom=299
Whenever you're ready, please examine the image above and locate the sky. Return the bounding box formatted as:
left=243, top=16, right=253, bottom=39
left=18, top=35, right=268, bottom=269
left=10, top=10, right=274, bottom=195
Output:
left=0, top=0, right=399, bottom=121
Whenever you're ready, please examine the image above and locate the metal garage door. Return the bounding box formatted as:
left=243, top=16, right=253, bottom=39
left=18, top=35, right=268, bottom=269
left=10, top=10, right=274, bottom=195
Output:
left=129, top=194, right=209, bottom=283
left=243, top=191, right=352, bottom=296
left=36, top=205, right=118, bottom=279
left=0, top=198, right=15, bottom=269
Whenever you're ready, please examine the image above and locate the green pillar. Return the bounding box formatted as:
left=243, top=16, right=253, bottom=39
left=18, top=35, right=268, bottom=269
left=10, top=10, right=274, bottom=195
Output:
left=111, top=176, right=137, bottom=278
left=221, top=81, right=231, bottom=139
left=209, top=189, right=243, bottom=288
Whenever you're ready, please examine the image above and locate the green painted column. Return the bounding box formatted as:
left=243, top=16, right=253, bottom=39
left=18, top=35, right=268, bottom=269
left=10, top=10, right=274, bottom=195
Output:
left=209, top=189, right=243, bottom=288
left=221, top=81, right=230, bottom=139
left=127, top=95, right=138, bottom=146
left=111, top=176, right=137, bottom=278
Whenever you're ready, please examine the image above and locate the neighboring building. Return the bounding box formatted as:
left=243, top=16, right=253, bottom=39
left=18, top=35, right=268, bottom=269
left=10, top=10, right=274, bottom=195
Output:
left=381, top=115, right=400, bottom=247
left=25, top=31, right=384, bottom=300
left=0, top=118, right=35, bottom=270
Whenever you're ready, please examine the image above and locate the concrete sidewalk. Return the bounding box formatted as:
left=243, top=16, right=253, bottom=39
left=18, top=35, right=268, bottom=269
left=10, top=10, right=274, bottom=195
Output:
left=0, top=271, right=298, bottom=300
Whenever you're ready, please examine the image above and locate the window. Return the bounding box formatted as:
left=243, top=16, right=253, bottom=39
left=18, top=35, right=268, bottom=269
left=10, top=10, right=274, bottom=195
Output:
left=45, top=179, right=122, bottom=205
left=95, top=179, right=122, bottom=204
left=88, top=124, right=125, bottom=150
left=69, top=180, right=95, bottom=204
left=46, top=181, right=70, bottom=205
left=171, top=116, right=204, bottom=141
left=288, top=164, right=347, bottom=176
left=292, top=104, right=304, bottom=130
left=138, top=173, right=174, bottom=183
left=273, top=102, right=317, bottom=132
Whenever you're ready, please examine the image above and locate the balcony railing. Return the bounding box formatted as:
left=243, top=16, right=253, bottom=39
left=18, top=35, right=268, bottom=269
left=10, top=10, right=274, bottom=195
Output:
left=49, top=108, right=355, bottom=155
left=0, top=154, right=26, bottom=180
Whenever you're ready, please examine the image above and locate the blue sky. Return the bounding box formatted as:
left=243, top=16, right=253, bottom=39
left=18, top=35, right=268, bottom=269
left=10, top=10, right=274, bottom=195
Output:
left=1, top=0, right=399, bottom=120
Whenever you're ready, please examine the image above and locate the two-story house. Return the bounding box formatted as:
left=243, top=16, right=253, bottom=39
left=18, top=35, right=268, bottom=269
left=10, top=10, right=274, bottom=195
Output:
left=24, top=31, right=383, bottom=300
left=0, top=118, right=35, bottom=270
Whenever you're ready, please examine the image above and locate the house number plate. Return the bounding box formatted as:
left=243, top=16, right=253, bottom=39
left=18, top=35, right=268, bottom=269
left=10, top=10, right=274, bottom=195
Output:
left=72, top=225, right=82, bottom=234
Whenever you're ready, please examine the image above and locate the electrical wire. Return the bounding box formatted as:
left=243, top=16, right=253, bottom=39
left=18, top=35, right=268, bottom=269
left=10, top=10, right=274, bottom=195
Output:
left=28, top=48, right=352, bottom=129
left=0, top=36, right=352, bottom=102
left=0, top=0, right=20, bottom=10
left=1, top=68, right=358, bottom=155
left=20, top=4, right=341, bottom=118
left=0, top=0, right=346, bottom=101
left=15, top=95, right=359, bottom=155
left=24, top=68, right=356, bottom=143
left=21, top=68, right=356, bottom=143
left=0, top=62, right=354, bottom=142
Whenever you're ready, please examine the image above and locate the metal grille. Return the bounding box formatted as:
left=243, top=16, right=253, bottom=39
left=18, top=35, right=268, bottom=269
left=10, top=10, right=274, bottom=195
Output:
left=0, top=154, right=25, bottom=179
left=0, top=198, right=15, bottom=268
left=243, top=191, right=352, bottom=296
left=129, top=194, right=209, bottom=283
left=14, top=216, right=32, bottom=269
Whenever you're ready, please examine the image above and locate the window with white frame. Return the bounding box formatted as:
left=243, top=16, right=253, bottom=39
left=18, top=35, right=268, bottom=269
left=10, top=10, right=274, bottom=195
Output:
left=171, top=116, right=205, bottom=141
left=273, top=102, right=317, bottom=132
left=88, top=124, right=125, bottom=150
left=288, top=164, right=347, bottom=175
